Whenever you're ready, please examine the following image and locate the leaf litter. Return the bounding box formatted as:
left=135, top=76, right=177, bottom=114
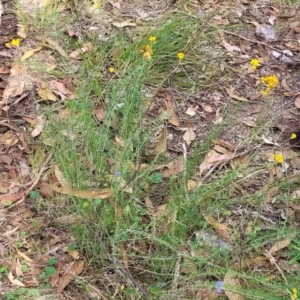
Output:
left=2, top=0, right=300, bottom=298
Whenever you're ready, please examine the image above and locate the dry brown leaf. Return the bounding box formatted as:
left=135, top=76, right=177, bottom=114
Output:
left=267, top=238, right=291, bottom=254
left=48, top=80, right=75, bottom=100
left=187, top=179, right=197, bottom=191
left=15, top=258, right=24, bottom=277
left=51, top=261, right=64, bottom=287
left=213, top=145, right=228, bottom=154
left=226, top=87, right=248, bottom=102
left=196, top=289, right=218, bottom=300
left=31, top=115, right=45, bottom=138
left=185, top=106, right=196, bottom=116
left=281, top=78, right=292, bottom=92
left=200, top=103, right=213, bottom=113
left=49, top=183, right=112, bottom=199
left=199, top=149, right=234, bottom=176
left=57, top=260, right=84, bottom=294
left=43, top=38, right=69, bottom=58
left=56, top=108, right=71, bottom=120
left=204, top=215, right=231, bottom=241
left=16, top=248, right=45, bottom=265
left=22, top=116, right=36, bottom=125
left=294, top=95, right=300, bottom=108
left=38, top=87, right=57, bottom=101
left=169, top=116, right=179, bottom=126
left=1, top=65, right=28, bottom=104
left=162, top=157, right=184, bottom=177
left=224, top=273, right=244, bottom=300
left=19, top=129, right=30, bottom=153
left=214, top=139, right=236, bottom=150
left=221, top=40, right=241, bottom=52
left=183, top=127, right=196, bottom=145
left=112, top=20, right=137, bottom=27
left=0, top=51, right=12, bottom=57
left=0, top=191, right=26, bottom=205
left=95, top=106, right=105, bottom=121
left=8, top=271, right=25, bottom=287
left=0, top=66, right=10, bottom=74
left=21, top=46, right=43, bottom=61
left=69, top=43, right=93, bottom=59
left=54, top=165, right=69, bottom=188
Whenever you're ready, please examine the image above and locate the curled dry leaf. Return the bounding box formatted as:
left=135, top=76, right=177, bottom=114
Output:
left=294, top=95, right=300, bottom=108
left=199, top=149, right=234, bottom=176
left=31, top=115, right=45, bottom=137
left=69, top=42, right=93, bottom=59
left=267, top=238, right=291, bottom=254
left=48, top=80, right=75, bottom=100
left=57, top=260, right=84, bottom=294
left=8, top=271, right=25, bottom=287
left=224, top=273, right=244, bottom=300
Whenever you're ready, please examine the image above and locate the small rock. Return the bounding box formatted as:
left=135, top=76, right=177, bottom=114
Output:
left=272, top=49, right=293, bottom=63
left=255, top=24, right=277, bottom=41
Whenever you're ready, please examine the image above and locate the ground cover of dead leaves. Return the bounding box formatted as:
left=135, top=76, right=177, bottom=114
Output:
left=1, top=0, right=300, bottom=299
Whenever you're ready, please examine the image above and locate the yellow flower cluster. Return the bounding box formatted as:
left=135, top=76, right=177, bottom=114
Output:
left=141, top=44, right=153, bottom=60
left=5, top=38, right=20, bottom=48
left=260, top=75, right=278, bottom=96
left=272, top=153, right=283, bottom=164
left=250, top=58, right=260, bottom=70
left=140, top=36, right=157, bottom=60
left=292, top=288, right=298, bottom=300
